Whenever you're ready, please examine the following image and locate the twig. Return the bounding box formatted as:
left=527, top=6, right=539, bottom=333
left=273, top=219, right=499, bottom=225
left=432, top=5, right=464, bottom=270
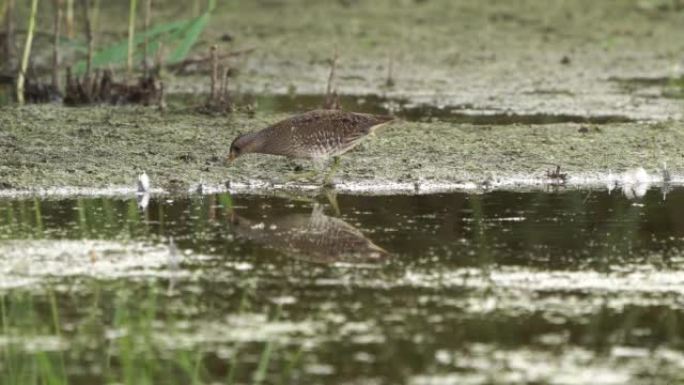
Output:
left=210, top=44, right=218, bottom=99
left=166, top=47, right=255, bottom=72
left=326, top=47, right=338, bottom=97
left=219, top=65, right=229, bottom=102
left=16, top=0, right=38, bottom=105
left=154, top=41, right=164, bottom=74
left=52, top=0, right=63, bottom=89
left=323, top=47, right=341, bottom=109
left=157, top=80, right=166, bottom=111
left=385, top=51, right=395, bottom=87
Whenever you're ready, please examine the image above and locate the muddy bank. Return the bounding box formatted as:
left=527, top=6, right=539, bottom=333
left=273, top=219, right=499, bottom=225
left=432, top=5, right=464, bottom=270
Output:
left=4, top=0, right=684, bottom=195
left=20, top=0, right=682, bottom=120
left=162, top=0, right=684, bottom=121
left=0, top=105, right=682, bottom=194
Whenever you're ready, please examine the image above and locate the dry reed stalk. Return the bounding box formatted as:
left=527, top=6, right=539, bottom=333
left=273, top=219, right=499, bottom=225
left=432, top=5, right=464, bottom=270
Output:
left=52, top=0, right=63, bottom=89
left=16, top=0, right=38, bottom=105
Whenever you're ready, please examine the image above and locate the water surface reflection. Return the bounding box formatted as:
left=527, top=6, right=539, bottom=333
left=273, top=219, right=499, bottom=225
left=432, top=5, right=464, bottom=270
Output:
left=1, top=188, right=684, bottom=384
left=232, top=204, right=389, bottom=264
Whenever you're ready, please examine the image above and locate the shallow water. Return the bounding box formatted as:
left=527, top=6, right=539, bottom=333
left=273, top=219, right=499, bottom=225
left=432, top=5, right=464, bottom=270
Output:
left=169, top=92, right=636, bottom=125
left=1, top=188, right=684, bottom=384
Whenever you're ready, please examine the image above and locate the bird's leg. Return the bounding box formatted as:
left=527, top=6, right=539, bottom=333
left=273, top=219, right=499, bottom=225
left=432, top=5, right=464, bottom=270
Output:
left=287, top=170, right=318, bottom=183
left=322, top=156, right=341, bottom=187
left=286, top=159, right=318, bottom=183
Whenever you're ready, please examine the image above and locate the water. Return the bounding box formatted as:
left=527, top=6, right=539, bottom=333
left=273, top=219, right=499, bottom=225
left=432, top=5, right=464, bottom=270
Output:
left=1, top=188, right=684, bottom=384
left=611, top=75, right=684, bottom=99
left=170, top=93, right=635, bottom=125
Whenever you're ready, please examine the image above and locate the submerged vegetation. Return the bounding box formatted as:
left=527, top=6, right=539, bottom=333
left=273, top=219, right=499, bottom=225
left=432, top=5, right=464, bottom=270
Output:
left=1, top=283, right=299, bottom=385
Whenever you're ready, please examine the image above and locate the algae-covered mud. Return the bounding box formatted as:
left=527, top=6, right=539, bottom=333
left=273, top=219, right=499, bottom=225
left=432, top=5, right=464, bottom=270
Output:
left=1, top=104, right=684, bottom=193
left=2, top=188, right=684, bottom=384
left=3, top=0, right=684, bottom=192
left=170, top=0, right=684, bottom=120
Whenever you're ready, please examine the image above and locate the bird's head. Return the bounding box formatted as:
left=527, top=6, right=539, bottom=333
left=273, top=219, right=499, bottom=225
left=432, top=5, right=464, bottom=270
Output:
left=227, top=132, right=252, bottom=163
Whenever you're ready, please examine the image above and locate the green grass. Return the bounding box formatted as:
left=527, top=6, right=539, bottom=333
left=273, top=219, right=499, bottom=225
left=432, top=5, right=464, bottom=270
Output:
left=72, top=0, right=216, bottom=74
left=0, top=281, right=304, bottom=385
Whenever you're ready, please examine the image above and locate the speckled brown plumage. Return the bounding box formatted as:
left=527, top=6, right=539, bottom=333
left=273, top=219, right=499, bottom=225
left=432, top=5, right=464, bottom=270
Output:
left=228, top=109, right=394, bottom=161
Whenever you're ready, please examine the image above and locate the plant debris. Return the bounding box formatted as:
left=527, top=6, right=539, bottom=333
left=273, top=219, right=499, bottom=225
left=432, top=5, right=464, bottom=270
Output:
left=322, top=48, right=341, bottom=110
left=197, top=45, right=234, bottom=114
left=64, top=68, right=163, bottom=106
left=546, top=165, right=568, bottom=184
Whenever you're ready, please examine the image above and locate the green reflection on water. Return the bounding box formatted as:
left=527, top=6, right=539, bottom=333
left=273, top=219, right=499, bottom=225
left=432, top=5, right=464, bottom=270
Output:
left=1, top=188, right=684, bottom=384
left=1, top=281, right=299, bottom=385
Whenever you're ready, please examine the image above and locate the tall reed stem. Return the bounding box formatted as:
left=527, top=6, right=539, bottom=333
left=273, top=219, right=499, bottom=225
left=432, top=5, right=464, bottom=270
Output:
left=3, top=0, right=15, bottom=71
left=52, top=0, right=63, bottom=89
left=210, top=45, right=218, bottom=99
left=91, top=0, right=99, bottom=29
left=81, top=0, right=93, bottom=81
left=16, top=0, right=38, bottom=105
left=127, top=0, right=138, bottom=76
left=65, top=0, right=73, bottom=37
left=143, top=0, right=151, bottom=74
left=192, top=0, right=200, bottom=17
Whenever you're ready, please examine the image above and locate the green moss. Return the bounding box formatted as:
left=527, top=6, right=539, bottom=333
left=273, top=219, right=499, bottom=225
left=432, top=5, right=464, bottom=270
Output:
left=0, top=105, right=680, bottom=191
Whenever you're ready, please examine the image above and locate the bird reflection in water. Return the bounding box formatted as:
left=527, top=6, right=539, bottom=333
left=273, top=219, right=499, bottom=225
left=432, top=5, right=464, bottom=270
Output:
left=231, top=204, right=390, bottom=264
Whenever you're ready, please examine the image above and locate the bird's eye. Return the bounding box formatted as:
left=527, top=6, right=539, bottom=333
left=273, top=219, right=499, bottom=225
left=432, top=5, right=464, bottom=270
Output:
left=233, top=146, right=240, bottom=153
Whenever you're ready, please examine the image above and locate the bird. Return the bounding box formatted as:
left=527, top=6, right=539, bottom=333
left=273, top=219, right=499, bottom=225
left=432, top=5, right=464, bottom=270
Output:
left=227, top=109, right=395, bottom=184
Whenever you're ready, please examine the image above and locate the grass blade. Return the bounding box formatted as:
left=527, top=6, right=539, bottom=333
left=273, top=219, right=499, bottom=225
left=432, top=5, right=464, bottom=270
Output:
left=166, top=12, right=209, bottom=64
left=72, top=7, right=211, bottom=74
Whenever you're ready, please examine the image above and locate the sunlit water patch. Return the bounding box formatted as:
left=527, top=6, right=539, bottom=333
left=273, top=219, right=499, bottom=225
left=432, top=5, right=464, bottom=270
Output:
left=1, top=188, right=684, bottom=384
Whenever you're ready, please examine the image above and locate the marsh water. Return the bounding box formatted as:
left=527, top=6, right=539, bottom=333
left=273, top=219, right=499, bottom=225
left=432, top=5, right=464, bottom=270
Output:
left=1, top=187, right=684, bottom=385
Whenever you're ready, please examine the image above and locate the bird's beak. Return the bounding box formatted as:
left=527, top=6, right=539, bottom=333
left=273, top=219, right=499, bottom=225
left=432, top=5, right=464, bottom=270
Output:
left=226, top=152, right=236, bottom=164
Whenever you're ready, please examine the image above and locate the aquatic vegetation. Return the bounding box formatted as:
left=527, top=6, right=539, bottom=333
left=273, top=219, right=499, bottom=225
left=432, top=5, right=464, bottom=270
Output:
left=4, top=0, right=217, bottom=105
left=0, top=284, right=305, bottom=385
left=72, top=0, right=216, bottom=74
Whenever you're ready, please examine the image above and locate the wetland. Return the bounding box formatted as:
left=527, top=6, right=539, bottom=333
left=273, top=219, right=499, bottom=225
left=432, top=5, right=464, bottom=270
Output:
left=2, top=0, right=684, bottom=384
